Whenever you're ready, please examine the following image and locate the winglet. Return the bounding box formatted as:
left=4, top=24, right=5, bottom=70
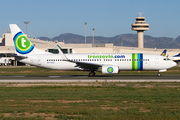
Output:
left=58, top=49, right=68, bottom=60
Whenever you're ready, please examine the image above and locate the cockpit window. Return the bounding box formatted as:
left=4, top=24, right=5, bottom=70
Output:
left=163, top=58, right=171, bottom=61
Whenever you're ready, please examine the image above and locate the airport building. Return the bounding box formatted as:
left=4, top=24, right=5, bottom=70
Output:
left=0, top=14, right=180, bottom=66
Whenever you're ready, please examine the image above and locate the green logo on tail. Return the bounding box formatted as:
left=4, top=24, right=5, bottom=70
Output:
left=14, top=32, right=34, bottom=54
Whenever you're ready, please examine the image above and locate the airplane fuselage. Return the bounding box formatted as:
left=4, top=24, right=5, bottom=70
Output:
left=18, top=53, right=176, bottom=72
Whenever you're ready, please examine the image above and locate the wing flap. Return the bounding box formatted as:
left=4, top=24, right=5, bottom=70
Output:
left=58, top=48, right=102, bottom=70
left=70, top=60, right=102, bottom=70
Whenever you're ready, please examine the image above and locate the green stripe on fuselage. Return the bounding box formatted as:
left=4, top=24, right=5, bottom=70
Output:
left=132, top=53, right=135, bottom=70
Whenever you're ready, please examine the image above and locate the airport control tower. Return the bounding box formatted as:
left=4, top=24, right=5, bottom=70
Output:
left=131, top=13, right=149, bottom=48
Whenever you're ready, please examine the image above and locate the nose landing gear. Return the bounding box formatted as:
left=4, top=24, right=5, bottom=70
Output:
left=89, top=71, right=95, bottom=77
left=157, top=73, right=161, bottom=76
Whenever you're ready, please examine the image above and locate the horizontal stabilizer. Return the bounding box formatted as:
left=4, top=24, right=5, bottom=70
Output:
left=7, top=53, right=27, bottom=59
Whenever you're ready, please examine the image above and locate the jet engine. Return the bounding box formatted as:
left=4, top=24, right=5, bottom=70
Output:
left=102, top=65, right=119, bottom=74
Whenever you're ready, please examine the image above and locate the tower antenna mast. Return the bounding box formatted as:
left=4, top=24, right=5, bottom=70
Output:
left=131, top=13, right=149, bottom=48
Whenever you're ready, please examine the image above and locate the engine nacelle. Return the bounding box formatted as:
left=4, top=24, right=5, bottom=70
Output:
left=102, top=65, right=119, bottom=74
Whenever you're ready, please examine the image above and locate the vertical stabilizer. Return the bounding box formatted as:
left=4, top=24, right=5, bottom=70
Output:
left=160, top=49, right=167, bottom=56
left=9, top=24, right=45, bottom=55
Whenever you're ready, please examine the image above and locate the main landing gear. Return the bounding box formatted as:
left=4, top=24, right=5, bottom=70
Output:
left=89, top=71, right=95, bottom=77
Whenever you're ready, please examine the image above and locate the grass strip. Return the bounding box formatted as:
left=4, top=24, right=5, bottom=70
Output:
left=0, top=82, right=180, bottom=119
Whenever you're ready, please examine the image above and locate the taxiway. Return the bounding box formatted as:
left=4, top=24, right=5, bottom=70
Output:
left=0, top=75, right=179, bottom=82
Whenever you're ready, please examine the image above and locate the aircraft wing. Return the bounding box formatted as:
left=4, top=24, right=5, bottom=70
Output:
left=69, top=60, right=102, bottom=70
left=58, top=48, right=102, bottom=70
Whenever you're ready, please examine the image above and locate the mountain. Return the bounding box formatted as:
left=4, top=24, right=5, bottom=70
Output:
left=52, top=33, right=85, bottom=43
left=175, top=36, right=180, bottom=43
left=38, top=37, right=51, bottom=41
left=38, top=33, right=180, bottom=49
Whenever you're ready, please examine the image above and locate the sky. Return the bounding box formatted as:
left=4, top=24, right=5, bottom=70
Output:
left=1, top=0, right=180, bottom=39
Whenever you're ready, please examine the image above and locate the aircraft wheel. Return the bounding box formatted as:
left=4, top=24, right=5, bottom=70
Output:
left=89, top=71, right=95, bottom=77
left=157, top=73, right=161, bottom=77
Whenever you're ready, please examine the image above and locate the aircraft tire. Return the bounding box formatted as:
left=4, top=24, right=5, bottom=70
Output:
left=157, top=73, right=161, bottom=77
left=89, top=71, right=95, bottom=77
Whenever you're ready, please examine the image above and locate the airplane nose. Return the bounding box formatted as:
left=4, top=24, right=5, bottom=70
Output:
left=171, top=61, right=177, bottom=67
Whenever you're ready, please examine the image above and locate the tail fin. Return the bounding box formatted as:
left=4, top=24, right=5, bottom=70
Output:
left=160, top=49, right=167, bottom=56
left=173, top=53, right=180, bottom=57
left=9, top=24, right=45, bottom=55
left=172, top=53, right=180, bottom=62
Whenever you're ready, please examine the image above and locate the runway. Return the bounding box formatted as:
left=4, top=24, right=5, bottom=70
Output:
left=0, top=75, right=180, bottom=82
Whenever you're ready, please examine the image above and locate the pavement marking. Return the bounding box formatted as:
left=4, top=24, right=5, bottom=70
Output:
left=14, top=76, right=25, bottom=77
left=0, top=79, right=180, bottom=82
left=48, top=76, right=61, bottom=78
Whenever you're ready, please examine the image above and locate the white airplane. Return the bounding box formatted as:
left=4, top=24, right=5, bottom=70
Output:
left=9, top=24, right=177, bottom=76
